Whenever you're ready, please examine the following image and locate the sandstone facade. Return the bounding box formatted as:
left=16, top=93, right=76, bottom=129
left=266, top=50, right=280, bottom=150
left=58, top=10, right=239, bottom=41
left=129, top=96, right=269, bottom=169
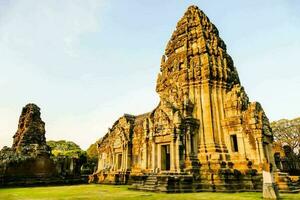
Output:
left=91, top=6, right=284, bottom=192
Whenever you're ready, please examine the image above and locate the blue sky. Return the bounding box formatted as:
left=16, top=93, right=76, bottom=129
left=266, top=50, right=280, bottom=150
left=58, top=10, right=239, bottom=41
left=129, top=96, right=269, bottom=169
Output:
left=0, top=0, right=299, bottom=150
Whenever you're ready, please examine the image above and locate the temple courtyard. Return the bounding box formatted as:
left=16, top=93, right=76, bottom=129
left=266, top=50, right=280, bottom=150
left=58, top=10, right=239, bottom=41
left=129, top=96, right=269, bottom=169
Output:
left=0, top=185, right=299, bottom=200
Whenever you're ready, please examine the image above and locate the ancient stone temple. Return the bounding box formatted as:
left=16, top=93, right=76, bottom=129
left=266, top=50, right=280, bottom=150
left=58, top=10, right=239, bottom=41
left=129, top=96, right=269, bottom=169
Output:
left=91, top=5, right=282, bottom=192
left=0, top=104, right=84, bottom=186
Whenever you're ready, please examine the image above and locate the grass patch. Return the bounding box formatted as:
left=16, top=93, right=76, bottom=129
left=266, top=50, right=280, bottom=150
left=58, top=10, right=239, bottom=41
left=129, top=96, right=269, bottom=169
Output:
left=0, top=184, right=299, bottom=200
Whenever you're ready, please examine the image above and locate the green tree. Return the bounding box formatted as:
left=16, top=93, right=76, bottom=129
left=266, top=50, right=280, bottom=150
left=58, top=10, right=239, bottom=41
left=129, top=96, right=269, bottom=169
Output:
left=47, top=140, right=86, bottom=159
left=83, top=142, right=99, bottom=173
left=271, top=117, right=300, bottom=155
left=86, top=142, right=98, bottom=160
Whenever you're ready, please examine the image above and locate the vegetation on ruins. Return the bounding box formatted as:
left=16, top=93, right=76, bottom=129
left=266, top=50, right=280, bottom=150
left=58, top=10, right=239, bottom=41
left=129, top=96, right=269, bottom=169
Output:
left=0, top=146, right=36, bottom=169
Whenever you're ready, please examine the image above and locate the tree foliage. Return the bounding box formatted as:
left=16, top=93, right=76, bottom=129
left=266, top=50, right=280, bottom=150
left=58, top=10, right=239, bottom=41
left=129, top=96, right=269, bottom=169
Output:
left=83, top=142, right=99, bottom=173
left=86, top=142, right=98, bottom=160
left=271, top=117, right=300, bottom=155
left=47, top=140, right=86, bottom=159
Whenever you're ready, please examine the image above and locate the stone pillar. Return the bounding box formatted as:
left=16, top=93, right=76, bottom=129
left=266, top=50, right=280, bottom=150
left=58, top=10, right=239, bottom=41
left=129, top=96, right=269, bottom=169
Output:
left=112, top=153, right=115, bottom=171
left=122, top=144, right=126, bottom=171
left=201, top=80, right=216, bottom=153
left=157, top=144, right=161, bottom=171
left=217, top=82, right=227, bottom=152
left=257, top=137, right=264, bottom=164
left=126, top=144, right=131, bottom=171
left=184, top=126, right=194, bottom=171
left=211, top=82, right=221, bottom=149
left=185, top=128, right=191, bottom=158
left=262, top=160, right=280, bottom=199
left=197, top=85, right=207, bottom=162
left=142, top=140, right=147, bottom=169
left=120, top=146, right=123, bottom=171
left=123, top=146, right=127, bottom=171
left=151, top=140, right=156, bottom=171
left=175, top=135, right=180, bottom=172
left=170, top=136, right=175, bottom=172
left=237, top=134, right=245, bottom=157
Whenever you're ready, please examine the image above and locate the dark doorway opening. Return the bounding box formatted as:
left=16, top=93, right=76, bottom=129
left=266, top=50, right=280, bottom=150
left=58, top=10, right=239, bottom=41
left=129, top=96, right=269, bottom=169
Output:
left=117, top=154, right=122, bottom=170
left=230, top=134, right=239, bottom=152
left=161, top=144, right=170, bottom=171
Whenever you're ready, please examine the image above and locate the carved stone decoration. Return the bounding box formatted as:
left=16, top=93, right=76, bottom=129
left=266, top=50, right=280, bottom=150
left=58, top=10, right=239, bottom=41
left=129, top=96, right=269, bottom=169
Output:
left=92, top=5, right=293, bottom=192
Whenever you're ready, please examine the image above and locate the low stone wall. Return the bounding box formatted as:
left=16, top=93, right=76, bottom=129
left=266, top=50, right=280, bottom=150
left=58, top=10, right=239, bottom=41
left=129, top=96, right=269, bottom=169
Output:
left=0, top=155, right=88, bottom=187
left=0, top=175, right=87, bottom=187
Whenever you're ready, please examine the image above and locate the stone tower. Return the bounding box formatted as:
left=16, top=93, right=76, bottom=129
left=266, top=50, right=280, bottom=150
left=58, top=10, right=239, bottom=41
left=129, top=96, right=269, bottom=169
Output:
left=12, top=103, right=49, bottom=154
left=93, top=5, right=276, bottom=192
left=154, top=5, right=274, bottom=172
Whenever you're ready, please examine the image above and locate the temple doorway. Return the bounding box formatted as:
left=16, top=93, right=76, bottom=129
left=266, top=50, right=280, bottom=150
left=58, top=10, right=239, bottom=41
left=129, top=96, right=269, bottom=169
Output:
left=117, top=154, right=122, bottom=170
left=161, top=144, right=170, bottom=171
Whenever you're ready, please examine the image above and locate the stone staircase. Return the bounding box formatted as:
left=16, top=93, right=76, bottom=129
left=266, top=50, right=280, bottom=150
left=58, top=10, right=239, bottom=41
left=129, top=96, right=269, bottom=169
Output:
left=276, top=172, right=300, bottom=193
left=131, top=175, right=158, bottom=192
left=129, top=174, right=197, bottom=193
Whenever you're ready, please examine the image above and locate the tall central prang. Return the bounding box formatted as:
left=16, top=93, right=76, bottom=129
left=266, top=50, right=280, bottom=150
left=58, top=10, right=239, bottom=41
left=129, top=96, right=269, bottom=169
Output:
left=154, top=5, right=273, bottom=170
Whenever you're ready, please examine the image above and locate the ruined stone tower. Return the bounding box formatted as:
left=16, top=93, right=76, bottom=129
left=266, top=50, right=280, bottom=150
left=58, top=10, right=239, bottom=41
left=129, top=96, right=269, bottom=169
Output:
left=12, top=104, right=48, bottom=153
left=0, top=104, right=86, bottom=186
left=93, top=5, right=275, bottom=192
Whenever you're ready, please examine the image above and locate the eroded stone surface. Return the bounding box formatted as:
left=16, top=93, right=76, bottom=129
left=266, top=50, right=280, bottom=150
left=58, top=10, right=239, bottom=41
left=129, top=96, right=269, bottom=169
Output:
left=92, top=5, right=276, bottom=192
left=13, top=104, right=46, bottom=148
left=262, top=160, right=280, bottom=199
left=12, top=104, right=50, bottom=155
left=0, top=104, right=85, bottom=186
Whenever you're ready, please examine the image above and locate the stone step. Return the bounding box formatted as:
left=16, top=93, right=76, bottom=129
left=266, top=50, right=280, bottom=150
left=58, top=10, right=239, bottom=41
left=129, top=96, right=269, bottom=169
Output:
left=146, top=177, right=157, bottom=181
left=145, top=178, right=157, bottom=182
left=131, top=175, right=160, bottom=192
left=145, top=180, right=157, bottom=183
left=136, top=186, right=157, bottom=191
left=144, top=183, right=157, bottom=186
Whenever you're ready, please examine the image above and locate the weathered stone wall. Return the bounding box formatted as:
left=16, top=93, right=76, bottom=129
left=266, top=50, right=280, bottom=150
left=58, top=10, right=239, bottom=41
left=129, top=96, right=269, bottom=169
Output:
left=93, top=5, right=278, bottom=191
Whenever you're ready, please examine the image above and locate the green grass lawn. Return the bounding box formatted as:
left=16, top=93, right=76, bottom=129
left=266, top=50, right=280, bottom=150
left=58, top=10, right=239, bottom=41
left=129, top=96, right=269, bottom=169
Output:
left=0, top=184, right=299, bottom=200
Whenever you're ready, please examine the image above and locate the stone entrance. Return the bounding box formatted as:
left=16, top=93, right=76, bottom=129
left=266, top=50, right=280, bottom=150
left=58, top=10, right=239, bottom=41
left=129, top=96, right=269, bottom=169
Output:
left=117, top=154, right=122, bottom=170
left=161, top=144, right=170, bottom=171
